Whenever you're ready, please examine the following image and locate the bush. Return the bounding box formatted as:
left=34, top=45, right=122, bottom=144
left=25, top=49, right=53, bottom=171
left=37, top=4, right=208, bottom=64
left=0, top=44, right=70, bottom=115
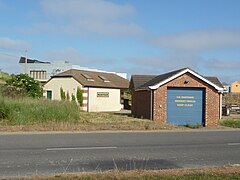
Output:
left=71, top=94, right=76, bottom=102
left=76, top=87, right=83, bottom=106
left=60, top=87, right=66, bottom=100
left=5, top=74, right=42, bottom=98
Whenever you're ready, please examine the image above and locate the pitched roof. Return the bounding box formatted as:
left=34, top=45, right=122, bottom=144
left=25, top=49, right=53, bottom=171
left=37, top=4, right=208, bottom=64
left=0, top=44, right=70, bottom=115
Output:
left=19, top=56, right=50, bottom=64
left=204, top=77, right=223, bottom=88
left=131, top=67, right=223, bottom=92
left=51, top=69, right=129, bottom=89
left=139, top=68, right=186, bottom=89
left=130, top=75, right=157, bottom=90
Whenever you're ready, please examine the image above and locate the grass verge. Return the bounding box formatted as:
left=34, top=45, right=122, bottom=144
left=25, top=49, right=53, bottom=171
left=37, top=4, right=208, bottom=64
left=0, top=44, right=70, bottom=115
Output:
left=0, top=96, right=80, bottom=126
left=220, top=118, right=240, bottom=128
left=14, top=166, right=240, bottom=180
left=0, top=96, right=181, bottom=131
left=0, top=111, right=179, bottom=132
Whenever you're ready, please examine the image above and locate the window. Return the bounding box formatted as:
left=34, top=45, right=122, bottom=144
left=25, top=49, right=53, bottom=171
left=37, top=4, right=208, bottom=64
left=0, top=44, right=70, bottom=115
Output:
left=98, top=75, right=110, bottom=83
left=30, top=70, right=47, bottom=79
left=82, top=74, right=94, bottom=81
left=47, top=91, right=52, bottom=100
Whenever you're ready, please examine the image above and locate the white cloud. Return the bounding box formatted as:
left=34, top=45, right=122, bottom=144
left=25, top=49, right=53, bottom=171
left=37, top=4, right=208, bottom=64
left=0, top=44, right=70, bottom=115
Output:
left=42, top=48, right=112, bottom=65
left=0, top=37, right=30, bottom=73
left=0, top=54, right=21, bottom=74
left=25, top=0, right=143, bottom=37
left=153, top=30, right=240, bottom=51
left=205, top=58, right=240, bottom=69
left=0, top=37, right=30, bottom=50
left=128, top=53, right=203, bottom=71
left=127, top=53, right=240, bottom=83
left=41, top=0, right=135, bottom=20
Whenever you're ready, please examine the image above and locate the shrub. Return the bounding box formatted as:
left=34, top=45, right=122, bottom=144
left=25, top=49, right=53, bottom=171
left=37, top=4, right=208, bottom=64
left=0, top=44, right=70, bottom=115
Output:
left=66, top=91, right=70, bottom=101
left=76, top=87, right=83, bottom=106
left=4, top=74, right=42, bottom=98
left=71, top=94, right=76, bottom=102
left=60, top=87, right=66, bottom=100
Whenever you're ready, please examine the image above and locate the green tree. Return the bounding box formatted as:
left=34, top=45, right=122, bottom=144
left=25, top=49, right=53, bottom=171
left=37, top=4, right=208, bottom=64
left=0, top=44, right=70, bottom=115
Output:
left=71, top=94, right=76, bottom=102
left=66, top=91, right=70, bottom=101
left=76, top=87, right=83, bottom=106
left=60, top=87, right=66, bottom=100
left=4, top=74, right=42, bottom=98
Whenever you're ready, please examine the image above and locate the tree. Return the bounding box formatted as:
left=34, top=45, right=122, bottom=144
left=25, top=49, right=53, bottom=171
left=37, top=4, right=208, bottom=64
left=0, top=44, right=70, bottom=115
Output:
left=76, top=87, right=83, bottom=106
left=60, top=87, right=66, bottom=100
left=71, top=94, right=76, bottom=102
left=66, top=91, right=70, bottom=101
left=4, top=74, right=42, bottom=98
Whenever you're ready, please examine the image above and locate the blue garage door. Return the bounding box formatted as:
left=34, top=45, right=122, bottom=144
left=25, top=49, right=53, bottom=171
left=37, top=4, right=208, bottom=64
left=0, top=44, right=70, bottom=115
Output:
left=167, top=88, right=205, bottom=125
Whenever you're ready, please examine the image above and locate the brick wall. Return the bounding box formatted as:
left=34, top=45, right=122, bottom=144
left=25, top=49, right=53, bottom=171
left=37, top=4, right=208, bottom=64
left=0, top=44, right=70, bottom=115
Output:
left=153, top=73, right=220, bottom=127
left=131, top=90, right=151, bottom=119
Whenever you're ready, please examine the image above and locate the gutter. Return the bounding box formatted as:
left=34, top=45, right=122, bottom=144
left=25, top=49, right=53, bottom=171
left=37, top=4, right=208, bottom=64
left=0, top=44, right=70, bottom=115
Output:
left=150, top=89, right=153, bottom=120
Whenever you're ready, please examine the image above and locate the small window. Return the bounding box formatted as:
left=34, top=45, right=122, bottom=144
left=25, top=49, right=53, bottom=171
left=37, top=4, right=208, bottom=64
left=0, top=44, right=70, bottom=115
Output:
left=82, top=74, right=94, bottom=81
left=47, top=91, right=52, bottom=100
left=98, top=75, right=110, bottom=83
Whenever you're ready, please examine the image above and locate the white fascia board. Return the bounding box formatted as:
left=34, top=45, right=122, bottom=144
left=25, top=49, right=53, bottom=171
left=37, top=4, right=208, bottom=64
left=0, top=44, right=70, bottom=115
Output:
left=149, top=68, right=224, bottom=92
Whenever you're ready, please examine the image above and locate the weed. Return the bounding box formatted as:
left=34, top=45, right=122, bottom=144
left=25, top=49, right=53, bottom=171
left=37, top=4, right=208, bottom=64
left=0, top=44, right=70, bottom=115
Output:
left=220, top=118, right=240, bottom=128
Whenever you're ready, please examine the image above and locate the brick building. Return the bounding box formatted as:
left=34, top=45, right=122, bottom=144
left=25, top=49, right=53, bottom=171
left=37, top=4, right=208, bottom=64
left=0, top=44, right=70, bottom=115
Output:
left=130, top=68, right=224, bottom=127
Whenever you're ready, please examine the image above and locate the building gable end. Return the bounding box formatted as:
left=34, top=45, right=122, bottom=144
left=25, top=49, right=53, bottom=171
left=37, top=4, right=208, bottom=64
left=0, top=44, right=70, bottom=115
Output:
left=148, top=68, right=224, bottom=92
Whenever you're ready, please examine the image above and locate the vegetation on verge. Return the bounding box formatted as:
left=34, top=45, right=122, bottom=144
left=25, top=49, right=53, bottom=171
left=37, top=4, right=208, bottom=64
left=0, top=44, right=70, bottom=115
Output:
left=220, top=118, right=240, bottom=128
left=0, top=96, right=80, bottom=126
left=15, top=166, right=240, bottom=180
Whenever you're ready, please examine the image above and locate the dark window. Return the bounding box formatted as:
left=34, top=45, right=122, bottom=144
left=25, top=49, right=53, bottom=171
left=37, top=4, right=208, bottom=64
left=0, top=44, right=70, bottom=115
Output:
left=47, top=91, right=52, bottom=100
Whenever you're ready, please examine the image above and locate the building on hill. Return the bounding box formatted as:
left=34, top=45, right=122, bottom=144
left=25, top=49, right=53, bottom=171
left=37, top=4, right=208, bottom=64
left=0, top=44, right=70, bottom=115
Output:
left=130, top=67, right=224, bottom=127
left=43, top=69, right=129, bottom=112
left=19, top=57, right=72, bottom=83
left=231, top=81, right=240, bottom=93
left=19, top=56, right=127, bottom=83
left=222, top=83, right=231, bottom=93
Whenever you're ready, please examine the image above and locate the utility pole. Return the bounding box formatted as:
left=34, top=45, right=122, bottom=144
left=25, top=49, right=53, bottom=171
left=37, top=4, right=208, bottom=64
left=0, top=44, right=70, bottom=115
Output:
left=25, top=49, right=28, bottom=74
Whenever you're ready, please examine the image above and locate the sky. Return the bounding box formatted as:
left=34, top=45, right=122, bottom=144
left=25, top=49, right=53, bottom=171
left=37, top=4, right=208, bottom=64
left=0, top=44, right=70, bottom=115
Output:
left=0, top=0, right=240, bottom=83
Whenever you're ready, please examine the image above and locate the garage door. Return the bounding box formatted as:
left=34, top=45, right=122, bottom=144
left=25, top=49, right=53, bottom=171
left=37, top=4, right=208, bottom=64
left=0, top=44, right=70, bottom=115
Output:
left=167, top=88, right=204, bottom=125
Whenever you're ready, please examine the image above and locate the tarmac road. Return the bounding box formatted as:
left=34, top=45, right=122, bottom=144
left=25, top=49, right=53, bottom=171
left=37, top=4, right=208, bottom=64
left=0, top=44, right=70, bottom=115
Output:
left=0, top=130, right=240, bottom=178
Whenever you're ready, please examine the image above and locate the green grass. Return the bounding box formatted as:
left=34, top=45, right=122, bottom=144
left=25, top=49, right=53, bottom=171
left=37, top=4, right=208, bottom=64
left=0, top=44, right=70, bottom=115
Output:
left=0, top=95, right=177, bottom=131
left=0, top=71, right=10, bottom=82
left=220, top=118, right=240, bottom=128
left=0, top=96, right=80, bottom=125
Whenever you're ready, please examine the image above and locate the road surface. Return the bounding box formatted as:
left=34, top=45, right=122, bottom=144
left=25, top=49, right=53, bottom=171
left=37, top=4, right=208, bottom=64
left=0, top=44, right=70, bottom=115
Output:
left=0, top=130, right=240, bottom=178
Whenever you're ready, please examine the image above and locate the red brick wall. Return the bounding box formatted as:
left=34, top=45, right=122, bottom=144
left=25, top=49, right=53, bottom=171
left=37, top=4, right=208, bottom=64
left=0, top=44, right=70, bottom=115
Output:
left=131, top=90, right=151, bottom=119
left=153, top=73, right=220, bottom=127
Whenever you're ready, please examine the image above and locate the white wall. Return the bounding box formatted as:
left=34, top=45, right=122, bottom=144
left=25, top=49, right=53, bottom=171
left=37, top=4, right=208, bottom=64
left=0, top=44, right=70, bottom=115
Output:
left=88, top=87, right=121, bottom=112
left=43, top=77, right=82, bottom=100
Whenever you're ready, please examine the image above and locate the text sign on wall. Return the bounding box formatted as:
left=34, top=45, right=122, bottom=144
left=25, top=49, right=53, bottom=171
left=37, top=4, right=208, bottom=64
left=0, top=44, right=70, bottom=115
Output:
left=175, top=96, right=196, bottom=107
left=97, top=92, right=109, bottom=97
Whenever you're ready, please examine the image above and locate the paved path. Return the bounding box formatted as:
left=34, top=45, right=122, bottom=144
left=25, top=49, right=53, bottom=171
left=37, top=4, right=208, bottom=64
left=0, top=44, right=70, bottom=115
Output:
left=0, top=130, right=240, bottom=178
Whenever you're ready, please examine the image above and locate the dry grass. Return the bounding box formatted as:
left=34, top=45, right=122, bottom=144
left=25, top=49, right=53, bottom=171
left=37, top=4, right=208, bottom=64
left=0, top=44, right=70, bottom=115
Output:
left=15, top=165, right=240, bottom=180
left=0, top=111, right=183, bottom=132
